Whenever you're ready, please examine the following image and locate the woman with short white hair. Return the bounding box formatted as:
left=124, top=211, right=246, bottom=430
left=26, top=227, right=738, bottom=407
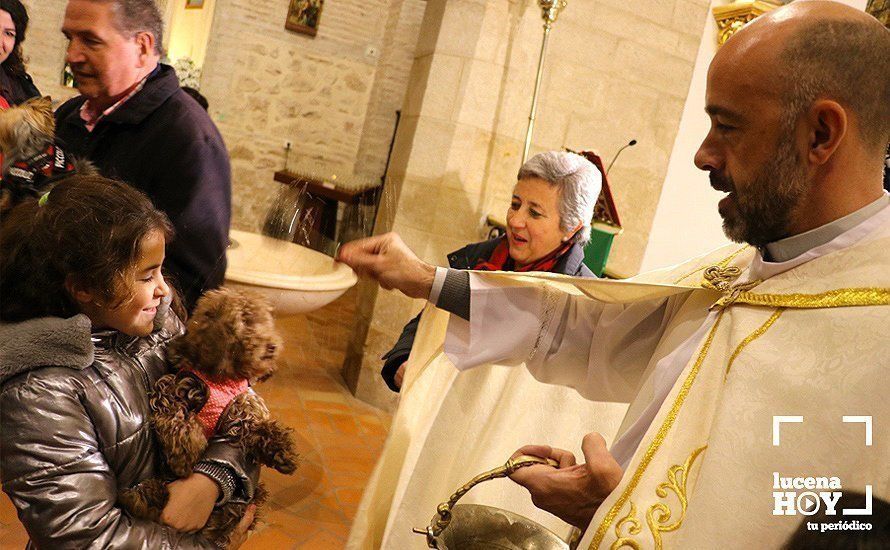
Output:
left=380, top=150, right=602, bottom=391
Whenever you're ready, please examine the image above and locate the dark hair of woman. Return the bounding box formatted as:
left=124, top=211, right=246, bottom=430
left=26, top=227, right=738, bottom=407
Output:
left=0, top=0, right=29, bottom=78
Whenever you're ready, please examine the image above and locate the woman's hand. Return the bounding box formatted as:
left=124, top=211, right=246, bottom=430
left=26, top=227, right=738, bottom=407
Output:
left=508, top=433, right=623, bottom=529
left=160, top=472, right=220, bottom=532
left=226, top=504, right=256, bottom=549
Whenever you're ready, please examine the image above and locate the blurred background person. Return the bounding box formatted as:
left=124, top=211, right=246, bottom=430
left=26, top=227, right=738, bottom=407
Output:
left=0, top=0, right=39, bottom=110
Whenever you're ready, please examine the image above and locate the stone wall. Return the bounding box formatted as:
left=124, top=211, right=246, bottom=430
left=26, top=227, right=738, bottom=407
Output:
left=346, top=0, right=713, bottom=410
left=200, top=0, right=425, bottom=231
left=21, top=0, right=79, bottom=104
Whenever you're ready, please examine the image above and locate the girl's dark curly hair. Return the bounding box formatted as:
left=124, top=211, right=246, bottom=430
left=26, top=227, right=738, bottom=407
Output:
left=0, top=175, right=174, bottom=322
left=1, top=0, right=30, bottom=79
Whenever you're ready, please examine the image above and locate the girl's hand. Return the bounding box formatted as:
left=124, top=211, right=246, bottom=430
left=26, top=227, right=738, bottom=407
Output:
left=161, top=472, right=220, bottom=532
left=227, top=505, right=256, bottom=549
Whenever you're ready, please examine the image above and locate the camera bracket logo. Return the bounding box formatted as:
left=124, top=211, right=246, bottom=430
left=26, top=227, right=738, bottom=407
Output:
left=771, top=415, right=873, bottom=517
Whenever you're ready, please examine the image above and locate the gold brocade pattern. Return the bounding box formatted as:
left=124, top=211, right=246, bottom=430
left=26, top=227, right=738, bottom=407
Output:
left=701, top=265, right=743, bottom=292
left=605, top=446, right=708, bottom=550
left=716, top=287, right=890, bottom=309
left=590, top=311, right=727, bottom=548
left=725, top=308, right=784, bottom=377
left=611, top=503, right=642, bottom=550
left=672, top=246, right=749, bottom=285
left=590, top=273, right=889, bottom=548
left=645, top=445, right=708, bottom=549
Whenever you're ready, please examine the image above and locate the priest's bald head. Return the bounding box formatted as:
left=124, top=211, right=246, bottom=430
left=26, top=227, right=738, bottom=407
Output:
left=695, top=0, right=889, bottom=247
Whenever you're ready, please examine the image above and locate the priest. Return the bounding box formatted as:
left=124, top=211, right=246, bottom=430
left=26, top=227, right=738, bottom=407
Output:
left=338, top=1, right=889, bottom=548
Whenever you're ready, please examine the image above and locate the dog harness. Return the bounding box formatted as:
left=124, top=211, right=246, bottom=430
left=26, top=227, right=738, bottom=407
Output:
left=2, top=145, right=77, bottom=201
left=184, top=369, right=250, bottom=439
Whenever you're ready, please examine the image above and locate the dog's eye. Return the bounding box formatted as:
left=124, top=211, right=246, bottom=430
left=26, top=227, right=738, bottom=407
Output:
left=266, top=343, right=278, bottom=355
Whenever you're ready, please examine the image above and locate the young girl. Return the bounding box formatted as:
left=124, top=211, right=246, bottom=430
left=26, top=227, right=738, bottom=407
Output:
left=0, top=175, right=254, bottom=548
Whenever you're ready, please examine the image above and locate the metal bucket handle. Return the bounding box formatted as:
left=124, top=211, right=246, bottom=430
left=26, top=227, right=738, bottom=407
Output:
left=413, top=454, right=582, bottom=549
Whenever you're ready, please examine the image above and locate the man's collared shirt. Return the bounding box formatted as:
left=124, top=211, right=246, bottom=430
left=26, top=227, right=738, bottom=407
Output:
left=79, top=76, right=149, bottom=133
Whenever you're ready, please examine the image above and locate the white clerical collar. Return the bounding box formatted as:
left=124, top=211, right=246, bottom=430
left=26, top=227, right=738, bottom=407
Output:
left=765, top=193, right=890, bottom=262
left=747, top=193, right=890, bottom=282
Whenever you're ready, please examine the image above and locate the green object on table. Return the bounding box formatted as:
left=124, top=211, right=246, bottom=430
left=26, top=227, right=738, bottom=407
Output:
left=583, top=222, right=621, bottom=277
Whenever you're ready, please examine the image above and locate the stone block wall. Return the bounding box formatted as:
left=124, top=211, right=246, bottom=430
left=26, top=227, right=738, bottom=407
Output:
left=200, top=0, right=425, bottom=231
left=347, top=0, right=713, bottom=410
left=20, top=0, right=79, bottom=104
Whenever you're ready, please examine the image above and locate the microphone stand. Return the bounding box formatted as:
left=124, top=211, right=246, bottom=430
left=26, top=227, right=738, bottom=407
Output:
left=606, top=139, right=637, bottom=175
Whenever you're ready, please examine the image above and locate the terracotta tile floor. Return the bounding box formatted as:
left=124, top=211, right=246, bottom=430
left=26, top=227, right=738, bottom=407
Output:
left=0, top=289, right=391, bottom=549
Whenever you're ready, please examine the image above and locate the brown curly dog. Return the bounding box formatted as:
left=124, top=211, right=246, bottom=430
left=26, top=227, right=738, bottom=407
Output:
left=120, top=288, right=298, bottom=547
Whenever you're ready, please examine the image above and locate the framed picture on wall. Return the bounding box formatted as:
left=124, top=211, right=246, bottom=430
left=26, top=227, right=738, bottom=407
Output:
left=285, top=0, right=324, bottom=37
left=185, top=0, right=205, bottom=9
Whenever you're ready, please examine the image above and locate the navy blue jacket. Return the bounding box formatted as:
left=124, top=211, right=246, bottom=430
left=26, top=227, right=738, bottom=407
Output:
left=54, top=65, right=231, bottom=310
left=380, top=237, right=594, bottom=391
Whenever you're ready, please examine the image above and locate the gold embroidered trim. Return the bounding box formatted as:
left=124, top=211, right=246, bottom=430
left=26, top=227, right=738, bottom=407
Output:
left=645, top=445, right=708, bottom=549
left=590, top=311, right=727, bottom=548
left=701, top=265, right=744, bottom=292
left=588, top=266, right=885, bottom=547
left=725, top=308, right=784, bottom=377
left=605, top=445, right=709, bottom=549
left=672, top=246, right=749, bottom=285
left=716, top=287, right=890, bottom=309
left=611, top=503, right=642, bottom=549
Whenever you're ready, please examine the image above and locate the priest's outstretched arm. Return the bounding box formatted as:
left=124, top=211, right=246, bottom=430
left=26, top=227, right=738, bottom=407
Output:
left=337, top=233, right=679, bottom=402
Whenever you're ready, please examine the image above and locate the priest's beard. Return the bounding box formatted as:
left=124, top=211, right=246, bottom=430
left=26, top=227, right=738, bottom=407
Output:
left=712, top=138, right=810, bottom=247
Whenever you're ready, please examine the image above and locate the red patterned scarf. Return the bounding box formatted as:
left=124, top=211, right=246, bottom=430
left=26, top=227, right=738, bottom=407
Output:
left=474, top=236, right=573, bottom=272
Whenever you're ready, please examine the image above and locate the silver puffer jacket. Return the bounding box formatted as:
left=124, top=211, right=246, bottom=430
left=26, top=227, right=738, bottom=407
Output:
left=0, top=306, right=256, bottom=549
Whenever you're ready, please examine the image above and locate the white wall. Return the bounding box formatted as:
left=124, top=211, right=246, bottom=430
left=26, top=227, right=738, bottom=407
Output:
left=640, top=0, right=868, bottom=273
left=166, top=0, right=217, bottom=66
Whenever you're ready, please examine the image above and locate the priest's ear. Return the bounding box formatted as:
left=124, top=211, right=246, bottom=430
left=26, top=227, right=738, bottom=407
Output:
left=804, top=99, right=847, bottom=166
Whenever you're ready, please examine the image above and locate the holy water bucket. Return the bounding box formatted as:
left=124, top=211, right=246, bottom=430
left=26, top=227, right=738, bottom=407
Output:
left=413, top=455, right=581, bottom=550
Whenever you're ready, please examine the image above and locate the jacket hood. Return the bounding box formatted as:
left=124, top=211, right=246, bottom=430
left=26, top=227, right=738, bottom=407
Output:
left=0, top=315, right=94, bottom=384
left=0, top=296, right=174, bottom=384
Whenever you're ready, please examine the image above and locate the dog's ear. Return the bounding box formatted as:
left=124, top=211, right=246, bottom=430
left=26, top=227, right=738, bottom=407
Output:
left=0, top=116, right=14, bottom=155
left=24, top=96, right=53, bottom=113
left=187, top=289, right=241, bottom=378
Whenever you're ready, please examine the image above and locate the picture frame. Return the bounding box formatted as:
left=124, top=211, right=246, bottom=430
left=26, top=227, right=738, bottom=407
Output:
left=185, top=0, right=204, bottom=9
left=285, top=0, right=324, bottom=37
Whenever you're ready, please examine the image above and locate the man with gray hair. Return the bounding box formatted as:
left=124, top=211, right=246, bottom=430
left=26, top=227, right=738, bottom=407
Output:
left=340, top=1, right=889, bottom=547
left=55, top=0, right=231, bottom=312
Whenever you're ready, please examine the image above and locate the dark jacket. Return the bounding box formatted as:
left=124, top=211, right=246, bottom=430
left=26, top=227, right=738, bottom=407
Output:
left=0, top=306, right=256, bottom=549
left=0, top=66, right=40, bottom=106
left=380, top=238, right=595, bottom=391
left=54, top=65, right=232, bottom=310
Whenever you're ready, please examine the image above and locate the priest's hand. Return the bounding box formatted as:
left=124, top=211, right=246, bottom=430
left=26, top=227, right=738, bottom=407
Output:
left=508, top=433, right=623, bottom=529
left=336, top=232, right=436, bottom=299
